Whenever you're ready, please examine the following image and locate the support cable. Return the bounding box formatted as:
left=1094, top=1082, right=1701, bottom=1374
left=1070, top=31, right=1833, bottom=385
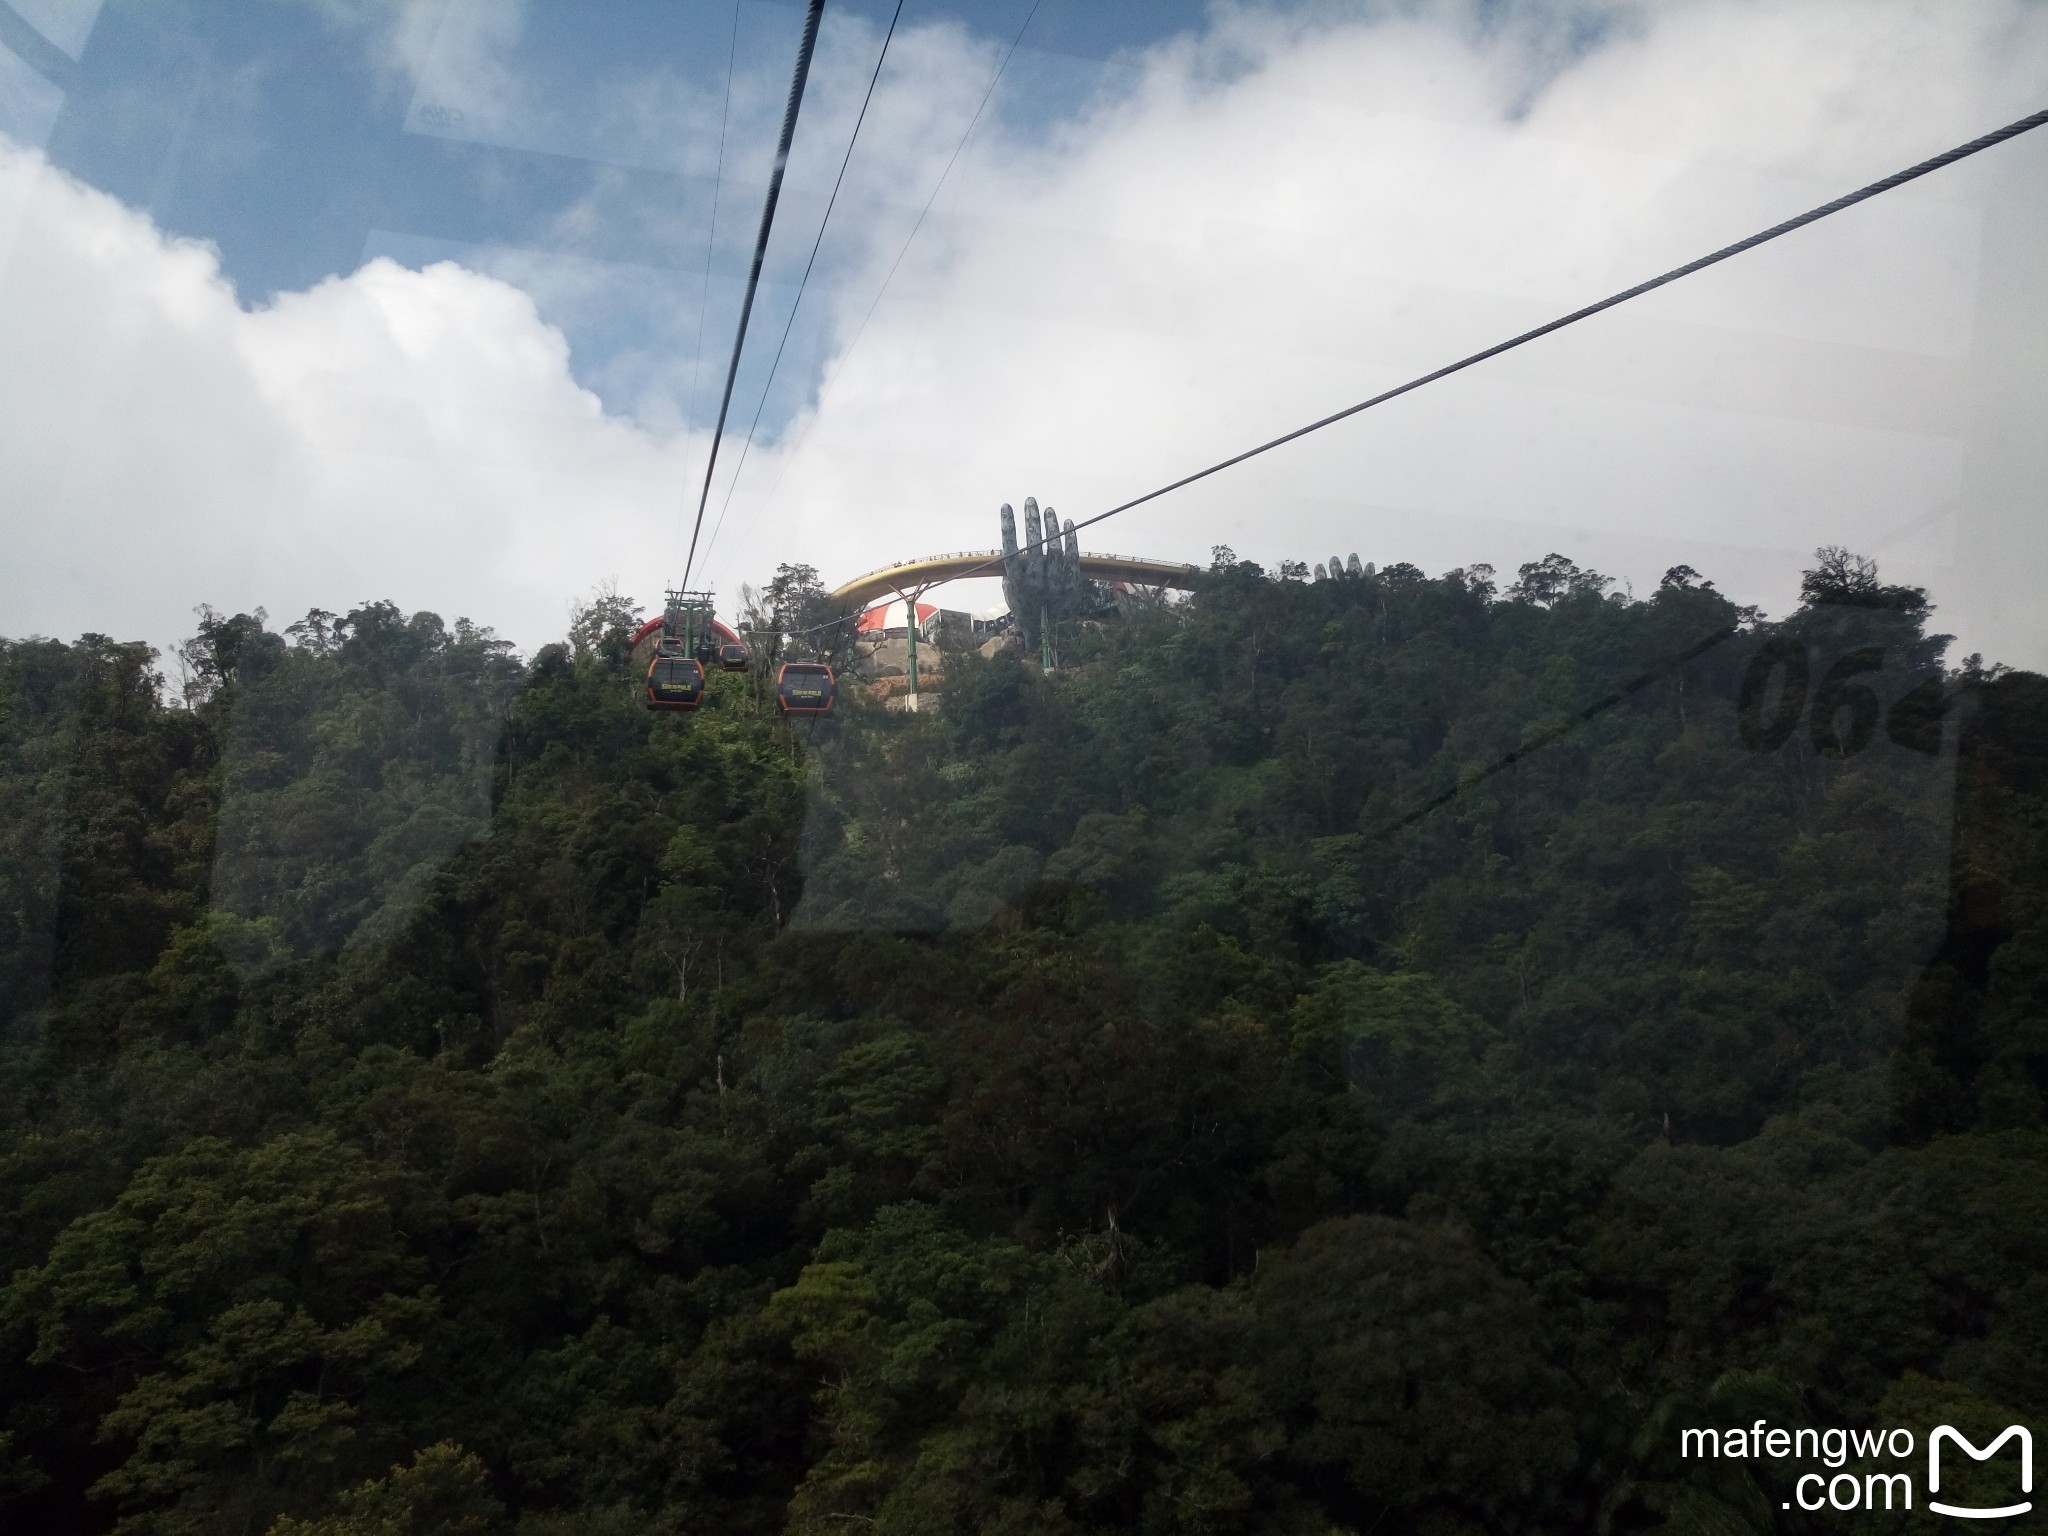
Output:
left=928, top=103, right=2048, bottom=587
left=744, top=0, right=1044, bottom=529
left=776, top=102, right=2048, bottom=645
left=684, top=0, right=742, bottom=443
left=701, top=0, right=907, bottom=573
left=681, top=0, right=828, bottom=592
left=669, top=0, right=741, bottom=555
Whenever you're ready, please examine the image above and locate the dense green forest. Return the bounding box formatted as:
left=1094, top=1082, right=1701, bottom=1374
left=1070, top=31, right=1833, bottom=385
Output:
left=1, top=549, right=2043, bottom=1535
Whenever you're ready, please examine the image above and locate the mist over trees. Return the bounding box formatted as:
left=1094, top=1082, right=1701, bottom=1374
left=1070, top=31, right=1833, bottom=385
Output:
left=0, top=549, right=2042, bottom=1534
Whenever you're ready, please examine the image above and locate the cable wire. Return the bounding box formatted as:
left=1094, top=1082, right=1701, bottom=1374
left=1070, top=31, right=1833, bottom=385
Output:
left=700, top=0, right=907, bottom=575
left=927, top=103, right=2048, bottom=587
left=682, top=0, right=828, bottom=592
left=744, top=0, right=1044, bottom=530
left=673, top=0, right=743, bottom=552
left=1374, top=624, right=1740, bottom=839
left=770, top=101, right=2048, bottom=646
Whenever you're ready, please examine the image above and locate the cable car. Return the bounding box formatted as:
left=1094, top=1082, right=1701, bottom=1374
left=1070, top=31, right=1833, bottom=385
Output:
left=646, top=652, right=706, bottom=711
left=634, top=589, right=733, bottom=711
left=775, top=661, right=835, bottom=716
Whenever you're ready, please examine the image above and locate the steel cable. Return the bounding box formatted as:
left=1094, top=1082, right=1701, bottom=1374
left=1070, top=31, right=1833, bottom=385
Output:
left=934, top=104, right=2048, bottom=587
left=700, top=0, right=907, bottom=575
left=774, top=102, right=2048, bottom=644
left=741, top=0, right=1045, bottom=534
left=681, top=0, right=828, bottom=591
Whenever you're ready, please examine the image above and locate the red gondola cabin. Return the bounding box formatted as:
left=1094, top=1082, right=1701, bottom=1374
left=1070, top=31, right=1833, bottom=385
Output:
left=646, top=654, right=706, bottom=711
left=775, top=661, right=835, bottom=716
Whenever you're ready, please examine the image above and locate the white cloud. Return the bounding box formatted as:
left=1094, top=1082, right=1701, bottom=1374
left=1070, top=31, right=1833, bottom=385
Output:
left=717, top=0, right=2048, bottom=664
left=0, top=142, right=695, bottom=660
left=2, top=0, right=2045, bottom=670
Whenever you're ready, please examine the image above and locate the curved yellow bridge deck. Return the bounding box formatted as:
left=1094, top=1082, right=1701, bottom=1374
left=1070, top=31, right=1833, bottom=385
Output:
left=831, top=550, right=1203, bottom=609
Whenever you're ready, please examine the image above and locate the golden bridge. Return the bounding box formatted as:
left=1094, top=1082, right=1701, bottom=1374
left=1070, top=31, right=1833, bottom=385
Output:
left=829, top=549, right=1202, bottom=609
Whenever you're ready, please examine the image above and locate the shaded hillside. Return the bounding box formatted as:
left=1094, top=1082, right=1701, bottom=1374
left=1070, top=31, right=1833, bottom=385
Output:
left=1, top=554, right=2043, bottom=1535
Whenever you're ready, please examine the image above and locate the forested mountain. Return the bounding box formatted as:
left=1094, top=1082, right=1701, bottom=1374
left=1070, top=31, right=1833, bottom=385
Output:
left=1, top=552, right=2043, bottom=1535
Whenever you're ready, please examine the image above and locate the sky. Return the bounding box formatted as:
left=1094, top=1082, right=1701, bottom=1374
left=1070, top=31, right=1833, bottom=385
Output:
left=0, top=0, right=2045, bottom=671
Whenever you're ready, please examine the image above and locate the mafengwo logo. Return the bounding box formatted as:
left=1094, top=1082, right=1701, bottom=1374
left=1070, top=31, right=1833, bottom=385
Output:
left=1929, top=1426, right=2032, bottom=1520
left=1680, top=1421, right=2032, bottom=1517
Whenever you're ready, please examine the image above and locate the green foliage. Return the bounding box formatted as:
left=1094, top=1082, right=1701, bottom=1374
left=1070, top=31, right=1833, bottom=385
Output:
left=270, top=1442, right=504, bottom=1536
left=0, top=554, right=2042, bottom=1534
left=14, top=1131, right=443, bottom=1532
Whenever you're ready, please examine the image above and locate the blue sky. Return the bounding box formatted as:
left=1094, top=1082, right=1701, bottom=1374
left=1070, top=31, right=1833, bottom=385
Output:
left=2, top=0, right=2045, bottom=671
left=21, top=0, right=1206, bottom=436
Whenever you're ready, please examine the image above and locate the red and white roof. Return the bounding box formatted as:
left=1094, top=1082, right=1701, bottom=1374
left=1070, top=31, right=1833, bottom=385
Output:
left=857, top=598, right=939, bottom=634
